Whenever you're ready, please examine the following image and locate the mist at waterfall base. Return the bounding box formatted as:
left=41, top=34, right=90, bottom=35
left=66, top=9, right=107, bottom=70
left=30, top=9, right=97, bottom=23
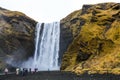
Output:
left=6, top=22, right=60, bottom=71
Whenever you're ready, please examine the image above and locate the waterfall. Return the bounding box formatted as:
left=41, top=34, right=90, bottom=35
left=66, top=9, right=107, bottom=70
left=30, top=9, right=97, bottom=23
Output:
left=33, top=22, right=60, bottom=71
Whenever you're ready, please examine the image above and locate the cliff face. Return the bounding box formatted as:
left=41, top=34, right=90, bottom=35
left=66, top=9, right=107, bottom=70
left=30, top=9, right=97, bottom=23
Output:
left=0, top=7, right=76, bottom=69
left=0, top=7, right=37, bottom=69
left=59, top=22, right=73, bottom=64
left=60, top=3, right=120, bottom=74
left=0, top=2, right=120, bottom=74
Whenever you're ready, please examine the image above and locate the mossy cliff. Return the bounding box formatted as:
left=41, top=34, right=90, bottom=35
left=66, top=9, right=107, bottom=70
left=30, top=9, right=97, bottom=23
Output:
left=0, top=7, right=37, bottom=69
left=60, top=2, right=120, bottom=74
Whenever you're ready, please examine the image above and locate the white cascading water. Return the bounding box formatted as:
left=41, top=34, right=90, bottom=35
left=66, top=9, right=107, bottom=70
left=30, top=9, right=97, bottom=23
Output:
left=33, top=22, right=60, bottom=71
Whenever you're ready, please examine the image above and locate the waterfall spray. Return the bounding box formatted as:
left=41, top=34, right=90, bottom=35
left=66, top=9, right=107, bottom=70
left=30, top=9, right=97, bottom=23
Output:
left=33, top=22, right=60, bottom=71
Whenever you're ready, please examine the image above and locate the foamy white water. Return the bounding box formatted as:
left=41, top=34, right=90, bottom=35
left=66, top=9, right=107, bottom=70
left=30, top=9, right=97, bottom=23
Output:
left=33, top=22, right=60, bottom=71
left=6, top=22, right=60, bottom=71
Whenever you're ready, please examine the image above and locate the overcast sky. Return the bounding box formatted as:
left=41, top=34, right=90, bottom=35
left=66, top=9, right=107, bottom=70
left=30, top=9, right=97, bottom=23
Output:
left=0, top=0, right=119, bottom=22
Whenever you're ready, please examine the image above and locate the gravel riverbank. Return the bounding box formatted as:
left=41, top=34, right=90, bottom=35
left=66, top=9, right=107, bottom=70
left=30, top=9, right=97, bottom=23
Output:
left=0, top=71, right=120, bottom=80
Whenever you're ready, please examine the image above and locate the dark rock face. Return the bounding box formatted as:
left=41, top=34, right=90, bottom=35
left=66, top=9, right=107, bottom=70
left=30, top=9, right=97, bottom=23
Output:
left=1, top=2, right=120, bottom=75
left=0, top=6, right=76, bottom=69
left=59, top=23, right=73, bottom=65
left=59, top=10, right=85, bottom=64
left=0, top=7, right=37, bottom=69
left=81, top=5, right=93, bottom=15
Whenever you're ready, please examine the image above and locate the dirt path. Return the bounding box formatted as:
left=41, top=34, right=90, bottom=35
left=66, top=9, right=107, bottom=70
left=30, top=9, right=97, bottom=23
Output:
left=0, top=71, right=120, bottom=80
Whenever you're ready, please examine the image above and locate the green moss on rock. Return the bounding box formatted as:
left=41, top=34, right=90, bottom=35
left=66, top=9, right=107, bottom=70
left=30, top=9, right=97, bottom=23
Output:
left=61, top=2, right=120, bottom=74
left=0, top=7, right=37, bottom=69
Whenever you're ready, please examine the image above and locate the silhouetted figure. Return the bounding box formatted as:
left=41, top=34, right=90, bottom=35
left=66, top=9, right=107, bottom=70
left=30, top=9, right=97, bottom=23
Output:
left=34, top=68, right=38, bottom=73
left=25, top=68, right=28, bottom=75
left=22, top=68, right=25, bottom=76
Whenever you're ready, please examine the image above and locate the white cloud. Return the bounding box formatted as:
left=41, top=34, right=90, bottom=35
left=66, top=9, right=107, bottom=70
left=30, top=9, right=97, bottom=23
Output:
left=0, top=0, right=119, bottom=22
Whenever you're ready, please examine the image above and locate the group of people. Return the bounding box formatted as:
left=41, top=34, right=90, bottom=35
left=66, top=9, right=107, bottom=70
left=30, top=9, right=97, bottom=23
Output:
left=4, top=67, right=38, bottom=76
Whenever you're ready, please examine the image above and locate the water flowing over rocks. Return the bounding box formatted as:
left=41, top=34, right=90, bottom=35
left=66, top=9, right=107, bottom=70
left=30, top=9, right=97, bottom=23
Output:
left=0, top=2, right=120, bottom=75
left=0, top=7, right=73, bottom=70
left=22, top=22, right=60, bottom=71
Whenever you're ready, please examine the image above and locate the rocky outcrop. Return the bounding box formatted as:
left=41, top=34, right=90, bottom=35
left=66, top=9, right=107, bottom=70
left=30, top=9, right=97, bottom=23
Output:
left=59, top=23, right=73, bottom=64
left=60, top=3, right=120, bottom=74
left=0, top=7, right=37, bottom=69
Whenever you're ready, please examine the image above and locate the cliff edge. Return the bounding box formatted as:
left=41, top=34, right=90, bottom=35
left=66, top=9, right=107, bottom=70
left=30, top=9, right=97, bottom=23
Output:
left=60, top=2, right=120, bottom=74
left=0, top=7, right=37, bottom=69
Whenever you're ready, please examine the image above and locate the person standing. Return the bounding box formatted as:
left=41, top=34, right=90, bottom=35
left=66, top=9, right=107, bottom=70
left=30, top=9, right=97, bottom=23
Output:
left=4, top=68, right=8, bottom=75
left=16, top=68, right=19, bottom=75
